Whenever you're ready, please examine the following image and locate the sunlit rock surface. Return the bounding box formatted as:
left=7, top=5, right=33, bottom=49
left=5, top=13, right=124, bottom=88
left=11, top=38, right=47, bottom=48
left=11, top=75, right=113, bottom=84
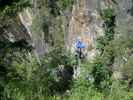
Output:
left=1, top=0, right=133, bottom=60
left=0, top=17, right=30, bottom=43
left=67, top=0, right=105, bottom=60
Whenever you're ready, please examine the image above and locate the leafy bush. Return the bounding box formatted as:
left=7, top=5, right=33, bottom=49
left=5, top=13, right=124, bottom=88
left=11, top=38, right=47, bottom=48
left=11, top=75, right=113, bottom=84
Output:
left=2, top=57, right=54, bottom=100
left=91, top=8, right=115, bottom=91
left=41, top=46, right=76, bottom=94
left=107, top=81, right=133, bottom=100
left=0, top=40, right=53, bottom=99
left=91, top=57, right=112, bottom=91
left=42, top=46, right=75, bottom=69
left=64, top=78, right=104, bottom=100
left=112, top=34, right=133, bottom=88
left=48, top=0, right=74, bottom=16
left=0, top=0, right=30, bottom=18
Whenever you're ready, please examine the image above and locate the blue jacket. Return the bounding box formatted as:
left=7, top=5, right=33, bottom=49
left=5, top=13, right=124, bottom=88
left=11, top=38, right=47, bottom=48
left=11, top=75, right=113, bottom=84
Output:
left=75, top=39, right=85, bottom=49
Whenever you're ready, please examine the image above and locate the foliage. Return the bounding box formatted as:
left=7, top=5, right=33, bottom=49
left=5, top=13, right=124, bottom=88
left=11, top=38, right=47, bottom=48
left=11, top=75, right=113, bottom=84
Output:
left=107, top=81, right=133, bottom=100
left=0, top=40, right=54, bottom=100
left=91, top=8, right=116, bottom=91
left=0, top=0, right=30, bottom=18
left=42, top=46, right=75, bottom=69
left=31, top=0, right=74, bottom=47
left=101, top=8, right=115, bottom=20
left=0, top=1, right=133, bottom=100
left=63, top=69, right=131, bottom=100
left=2, top=57, right=54, bottom=100
left=0, top=41, right=76, bottom=99
left=41, top=46, right=76, bottom=94
left=112, top=34, right=133, bottom=88
left=97, top=8, right=115, bottom=53
left=64, top=78, right=104, bottom=100
left=91, top=57, right=112, bottom=91
left=48, top=0, right=74, bottom=16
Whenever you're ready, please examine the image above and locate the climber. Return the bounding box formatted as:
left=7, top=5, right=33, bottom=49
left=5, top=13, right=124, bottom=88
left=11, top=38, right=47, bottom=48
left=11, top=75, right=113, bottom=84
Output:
left=73, top=38, right=86, bottom=78
left=74, top=38, right=85, bottom=59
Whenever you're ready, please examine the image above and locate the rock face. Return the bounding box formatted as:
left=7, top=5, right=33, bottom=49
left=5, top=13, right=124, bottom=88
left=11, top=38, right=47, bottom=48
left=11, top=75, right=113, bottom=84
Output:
left=1, top=0, right=133, bottom=59
left=115, top=0, right=133, bottom=35
left=67, top=0, right=105, bottom=59
left=19, top=8, right=46, bottom=57
left=0, top=17, right=30, bottom=43
left=113, top=0, right=133, bottom=80
left=67, top=0, right=133, bottom=59
left=0, top=0, right=104, bottom=59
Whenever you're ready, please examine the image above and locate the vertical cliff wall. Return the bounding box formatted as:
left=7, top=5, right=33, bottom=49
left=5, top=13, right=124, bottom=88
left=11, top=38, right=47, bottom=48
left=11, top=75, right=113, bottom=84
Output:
left=19, top=0, right=47, bottom=58
left=67, top=0, right=105, bottom=59
left=2, top=0, right=132, bottom=60
left=115, top=0, right=133, bottom=35
left=18, top=0, right=111, bottom=59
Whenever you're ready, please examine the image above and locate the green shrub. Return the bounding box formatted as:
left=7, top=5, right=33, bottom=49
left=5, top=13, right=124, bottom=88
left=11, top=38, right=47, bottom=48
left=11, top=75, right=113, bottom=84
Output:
left=64, top=78, right=104, bottom=100
left=42, top=46, right=75, bottom=69
left=41, top=46, right=76, bottom=94
left=0, top=0, right=30, bottom=17
left=91, top=57, right=112, bottom=91
left=1, top=55, right=54, bottom=100
left=91, top=8, right=115, bottom=91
